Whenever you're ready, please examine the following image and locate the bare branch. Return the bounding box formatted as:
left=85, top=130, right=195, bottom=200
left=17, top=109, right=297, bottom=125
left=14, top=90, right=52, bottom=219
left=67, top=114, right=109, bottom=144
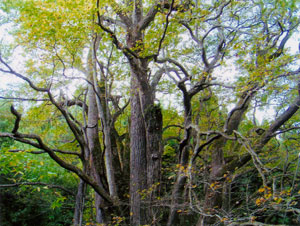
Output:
left=0, top=55, right=49, bottom=92
left=204, top=0, right=232, bottom=22
left=224, top=86, right=259, bottom=133
left=102, top=16, right=127, bottom=28
left=260, top=96, right=300, bottom=146
left=151, top=67, right=179, bottom=89
left=8, top=148, right=81, bottom=156
left=272, top=127, right=300, bottom=136
left=0, top=96, right=49, bottom=102
left=96, top=1, right=137, bottom=59
left=138, top=4, right=159, bottom=31
left=112, top=100, right=130, bottom=124
left=156, top=58, right=191, bottom=78
left=155, top=0, right=175, bottom=58
left=180, top=22, right=209, bottom=68
left=191, top=134, right=221, bottom=163
left=163, top=124, right=184, bottom=132
left=268, top=30, right=290, bottom=60
left=8, top=149, right=45, bottom=154
left=10, top=106, right=21, bottom=134
left=47, top=91, right=85, bottom=150
left=234, top=130, right=268, bottom=187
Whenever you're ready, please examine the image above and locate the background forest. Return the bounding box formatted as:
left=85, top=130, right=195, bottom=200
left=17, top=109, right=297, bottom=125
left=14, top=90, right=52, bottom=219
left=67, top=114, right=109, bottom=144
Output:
left=0, top=0, right=299, bottom=225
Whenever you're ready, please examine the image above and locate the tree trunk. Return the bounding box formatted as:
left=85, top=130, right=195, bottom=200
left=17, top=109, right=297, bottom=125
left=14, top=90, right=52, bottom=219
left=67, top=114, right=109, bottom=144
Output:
left=128, top=59, right=163, bottom=225
left=198, top=92, right=253, bottom=225
left=167, top=145, right=190, bottom=226
left=95, top=192, right=105, bottom=224
left=197, top=139, right=225, bottom=226
left=144, top=103, right=163, bottom=219
left=87, top=63, right=106, bottom=223
left=73, top=179, right=87, bottom=226
left=130, top=75, right=148, bottom=226
left=91, top=39, right=118, bottom=199
left=167, top=91, right=192, bottom=226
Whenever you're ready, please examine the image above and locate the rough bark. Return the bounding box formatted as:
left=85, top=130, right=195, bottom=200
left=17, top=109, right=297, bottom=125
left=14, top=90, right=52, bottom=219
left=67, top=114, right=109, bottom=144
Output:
left=127, top=19, right=163, bottom=226
left=145, top=104, right=163, bottom=199
left=130, top=75, right=148, bottom=226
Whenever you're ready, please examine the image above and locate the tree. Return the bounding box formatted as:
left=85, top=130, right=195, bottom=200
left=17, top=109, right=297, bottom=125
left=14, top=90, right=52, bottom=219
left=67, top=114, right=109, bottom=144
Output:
left=0, top=0, right=300, bottom=225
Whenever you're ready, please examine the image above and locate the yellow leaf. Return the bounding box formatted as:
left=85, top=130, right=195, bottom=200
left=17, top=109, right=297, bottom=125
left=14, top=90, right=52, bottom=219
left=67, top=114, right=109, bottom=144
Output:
left=251, top=216, right=256, bottom=222
left=221, top=218, right=228, bottom=222
left=255, top=198, right=261, bottom=206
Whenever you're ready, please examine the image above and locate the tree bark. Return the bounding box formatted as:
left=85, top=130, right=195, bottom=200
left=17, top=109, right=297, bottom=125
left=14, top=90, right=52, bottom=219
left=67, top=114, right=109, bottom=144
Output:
left=130, top=75, right=148, bottom=226
left=129, top=62, right=163, bottom=225
left=126, top=17, right=163, bottom=226
left=90, top=36, right=119, bottom=200
left=73, top=179, right=87, bottom=226
left=87, top=59, right=107, bottom=224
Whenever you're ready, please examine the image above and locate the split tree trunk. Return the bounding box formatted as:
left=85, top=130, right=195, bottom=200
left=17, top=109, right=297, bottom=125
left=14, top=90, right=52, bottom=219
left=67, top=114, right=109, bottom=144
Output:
left=86, top=55, right=106, bottom=224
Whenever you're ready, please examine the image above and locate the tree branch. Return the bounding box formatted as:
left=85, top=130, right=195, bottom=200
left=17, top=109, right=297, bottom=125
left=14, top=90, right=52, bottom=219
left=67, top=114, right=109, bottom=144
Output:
left=0, top=96, right=49, bottom=102
left=0, top=131, right=114, bottom=204
left=8, top=148, right=81, bottom=156
left=10, top=106, right=21, bottom=134
left=155, top=0, right=175, bottom=58
left=156, top=58, right=191, bottom=78
left=0, top=55, right=49, bottom=92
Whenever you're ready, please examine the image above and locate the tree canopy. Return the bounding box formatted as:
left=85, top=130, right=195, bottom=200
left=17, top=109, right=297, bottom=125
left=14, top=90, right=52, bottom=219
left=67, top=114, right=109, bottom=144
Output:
left=0, top=0, right=300, bottom=225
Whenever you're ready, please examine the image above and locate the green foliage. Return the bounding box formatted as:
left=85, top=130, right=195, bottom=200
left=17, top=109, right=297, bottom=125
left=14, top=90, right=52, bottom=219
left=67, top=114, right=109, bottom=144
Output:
left=0, top=184, right=74, bottom=226
left=0, top=0, right=300, bottom=225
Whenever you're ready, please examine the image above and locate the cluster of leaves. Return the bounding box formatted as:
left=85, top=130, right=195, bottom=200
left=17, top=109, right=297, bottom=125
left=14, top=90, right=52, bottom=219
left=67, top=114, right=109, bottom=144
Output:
left=0, top=103, right=77, bottom=225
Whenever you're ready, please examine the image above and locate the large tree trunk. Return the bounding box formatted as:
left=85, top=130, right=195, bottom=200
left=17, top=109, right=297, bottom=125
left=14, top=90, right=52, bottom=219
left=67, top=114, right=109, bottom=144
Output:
left=126, top=11, right=164, bottom=222
left=144, top=103, right=163, bottom=220
left=129, top=60, right=163, bottom=225
left=130, top=75, right=148, bottom=226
